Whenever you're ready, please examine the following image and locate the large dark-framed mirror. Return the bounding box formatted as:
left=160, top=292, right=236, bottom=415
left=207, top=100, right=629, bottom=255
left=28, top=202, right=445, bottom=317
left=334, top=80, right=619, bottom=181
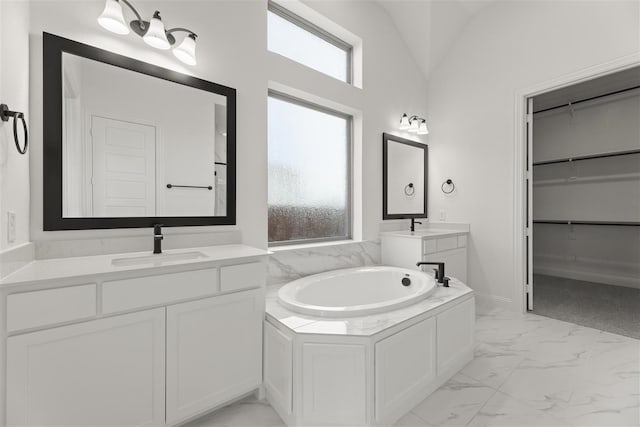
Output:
left=382, top=132, right=428, bottom=220
left=43, top=32, right=236, bottom=230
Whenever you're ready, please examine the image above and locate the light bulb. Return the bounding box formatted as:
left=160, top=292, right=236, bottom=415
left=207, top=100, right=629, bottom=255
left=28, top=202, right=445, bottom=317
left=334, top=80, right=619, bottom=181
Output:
left=143, top=11, right=171, bottom=50
left=417, top=120, right=429, bottom=135
left=408, top=118, right=420, bottom=133
left=173, top=33, right=197, bottom=65
left=399, top=113, right=410, bottom=130
left=97, top=0, right=129, bottom=35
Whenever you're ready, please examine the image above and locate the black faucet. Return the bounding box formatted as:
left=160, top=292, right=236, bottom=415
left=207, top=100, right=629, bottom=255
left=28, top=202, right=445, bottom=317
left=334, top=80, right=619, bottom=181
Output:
left=153, top=224, right=164, bottom=254
left=410, top=218, right=422, bottom=232
left=416, top=261, right=450, bottom=287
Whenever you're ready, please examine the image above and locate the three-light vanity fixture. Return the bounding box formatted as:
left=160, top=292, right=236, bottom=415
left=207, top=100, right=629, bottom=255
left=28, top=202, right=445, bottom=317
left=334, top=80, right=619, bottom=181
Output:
left=399, top=114, right=429, bottom=135
left=97, top=0, right=198, bottom=65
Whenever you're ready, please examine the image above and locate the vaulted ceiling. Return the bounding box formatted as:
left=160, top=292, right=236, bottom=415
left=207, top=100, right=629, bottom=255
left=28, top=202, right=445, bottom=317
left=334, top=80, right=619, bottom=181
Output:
left=378, top=0, right=495, bottom=80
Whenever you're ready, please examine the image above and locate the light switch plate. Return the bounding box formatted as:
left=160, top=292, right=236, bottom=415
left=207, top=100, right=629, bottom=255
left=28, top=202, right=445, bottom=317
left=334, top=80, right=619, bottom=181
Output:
left=439, top=210, right=446, bottom=221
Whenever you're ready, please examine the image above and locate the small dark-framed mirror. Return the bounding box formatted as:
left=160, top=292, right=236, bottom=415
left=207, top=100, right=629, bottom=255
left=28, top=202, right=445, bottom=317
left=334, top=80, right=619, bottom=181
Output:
left=382, top=132, right=428, bottom=219
left=43, top=32, right=236, bottom=230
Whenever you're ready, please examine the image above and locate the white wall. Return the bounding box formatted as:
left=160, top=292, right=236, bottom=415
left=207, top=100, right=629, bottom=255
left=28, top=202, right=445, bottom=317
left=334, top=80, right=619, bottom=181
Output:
left=28, top=0, right=428, bottom=251
left=532, top=91, right=640, bottom=289
left=0, top=1, right=30, bottom=251
left=425, top=0, right=640, bottom=309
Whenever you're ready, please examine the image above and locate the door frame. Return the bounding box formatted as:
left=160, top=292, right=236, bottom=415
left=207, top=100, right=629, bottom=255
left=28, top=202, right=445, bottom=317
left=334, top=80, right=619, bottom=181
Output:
left=512, top=53, right=640, bottom=313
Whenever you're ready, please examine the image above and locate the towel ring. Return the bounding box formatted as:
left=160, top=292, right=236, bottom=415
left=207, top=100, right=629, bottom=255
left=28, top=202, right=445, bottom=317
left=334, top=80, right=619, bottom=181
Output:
left=1, top=104, right=28, bottom=155
left=404, top=183, right=415, bottom=196
left=441, top=179, right=455, bottom=194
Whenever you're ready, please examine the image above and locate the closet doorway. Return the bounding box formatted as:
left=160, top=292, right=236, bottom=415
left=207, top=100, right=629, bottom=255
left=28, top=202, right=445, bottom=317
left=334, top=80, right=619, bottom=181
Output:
left=525, top=66, right=640, bottom=339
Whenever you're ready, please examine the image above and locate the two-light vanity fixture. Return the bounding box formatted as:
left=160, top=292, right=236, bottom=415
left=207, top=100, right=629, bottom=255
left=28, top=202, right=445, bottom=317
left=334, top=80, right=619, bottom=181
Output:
left=97, top=0, right=198, bottom=65
left=399, top=114, right=429, bottom=135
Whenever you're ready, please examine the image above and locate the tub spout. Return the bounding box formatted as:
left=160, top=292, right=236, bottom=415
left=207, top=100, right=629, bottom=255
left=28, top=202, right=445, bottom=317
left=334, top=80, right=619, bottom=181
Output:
left=416, top=261, right=450, bottom=287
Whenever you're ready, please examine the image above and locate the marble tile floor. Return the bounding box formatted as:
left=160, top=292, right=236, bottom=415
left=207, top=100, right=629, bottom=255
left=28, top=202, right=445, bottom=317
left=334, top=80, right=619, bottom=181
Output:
left=184, top=308, right=640, bottom=427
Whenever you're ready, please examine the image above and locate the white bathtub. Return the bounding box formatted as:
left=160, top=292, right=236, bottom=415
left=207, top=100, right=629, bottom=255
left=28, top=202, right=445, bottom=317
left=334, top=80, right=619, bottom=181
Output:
left=277, top=266, right=437, bottom=317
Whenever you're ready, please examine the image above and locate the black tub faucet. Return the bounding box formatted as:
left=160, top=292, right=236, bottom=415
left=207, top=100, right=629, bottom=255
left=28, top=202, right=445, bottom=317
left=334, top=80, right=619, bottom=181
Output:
left=153, top=224, right=164, bottom=254
left=416, top=261, right=450, bottom=287
left=410, top=218, right=422, bottom=232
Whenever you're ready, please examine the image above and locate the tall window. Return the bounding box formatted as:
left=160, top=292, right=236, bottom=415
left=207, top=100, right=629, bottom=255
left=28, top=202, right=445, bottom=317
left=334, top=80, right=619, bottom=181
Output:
left=267, top=1, right=352, bottom=83
left=268, top=93, right=351, bottom=245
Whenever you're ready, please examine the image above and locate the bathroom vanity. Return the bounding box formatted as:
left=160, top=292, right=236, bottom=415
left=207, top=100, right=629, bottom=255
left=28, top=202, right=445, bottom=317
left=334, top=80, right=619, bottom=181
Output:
left=0, top=245, right=268, bottom=427
left=380, top=228, right=469, bottom=282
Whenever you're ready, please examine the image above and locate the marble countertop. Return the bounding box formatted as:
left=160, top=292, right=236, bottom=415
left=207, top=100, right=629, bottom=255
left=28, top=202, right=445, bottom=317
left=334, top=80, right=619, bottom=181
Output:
left=266, top=279, right=473, bottom=337
left=380, top=229, right=469, bottom=239
left=0, top=244, right=269, bottom=289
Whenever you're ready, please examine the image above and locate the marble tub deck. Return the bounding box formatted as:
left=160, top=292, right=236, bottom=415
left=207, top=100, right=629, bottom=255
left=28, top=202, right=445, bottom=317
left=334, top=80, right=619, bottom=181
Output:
left=185, top=307, right=640, bottom=427
left=265, top=278, right=473, bottom=336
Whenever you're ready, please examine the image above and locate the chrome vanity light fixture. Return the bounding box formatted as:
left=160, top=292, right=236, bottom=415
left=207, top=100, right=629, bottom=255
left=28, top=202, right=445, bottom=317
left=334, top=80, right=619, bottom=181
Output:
left=97, top=0, right=198, bottom=65
left=399, top=113, right=429, bottom=135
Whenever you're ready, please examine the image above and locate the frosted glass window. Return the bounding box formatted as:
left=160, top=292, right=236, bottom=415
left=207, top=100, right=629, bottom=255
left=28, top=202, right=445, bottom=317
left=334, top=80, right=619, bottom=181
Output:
left=268, top=94, right=351, bottom=244
left=267, top=3, right=351, bottom=83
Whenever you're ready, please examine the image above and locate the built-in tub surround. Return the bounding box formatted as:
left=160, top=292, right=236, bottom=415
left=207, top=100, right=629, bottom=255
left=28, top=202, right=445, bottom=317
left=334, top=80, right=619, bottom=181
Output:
left=265, top=276, right=474, bottom=427
left=278, top=266, right=436, bottom=318
left=267, top=224, right=468, bottom=288
left=0, top=244, right=268, bottom=427
left=267, top=240, right=380, bottom=286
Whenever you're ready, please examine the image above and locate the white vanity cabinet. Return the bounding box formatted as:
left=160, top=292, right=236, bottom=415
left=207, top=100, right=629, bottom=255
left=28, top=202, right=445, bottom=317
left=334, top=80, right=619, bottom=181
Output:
left=0, top=246, right=268, bottom=427
left=7, top=308, right=166, bottom=427
left=381, top=230, right=469, bottom=282
left=166, top=290, right=263, bottom=424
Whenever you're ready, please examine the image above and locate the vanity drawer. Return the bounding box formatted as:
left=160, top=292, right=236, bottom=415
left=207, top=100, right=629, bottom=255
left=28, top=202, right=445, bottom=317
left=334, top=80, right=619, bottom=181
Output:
left=457, top=235, right=467, bottom=248
left=7, top=284, right=97, bottom=332
left=436, top=237, right=458, bottom=252
left=220, top=262, right=266, bottom=293
left=102, top=268, right=218, bottom=314
left=423, top=239, right=437, bottom=254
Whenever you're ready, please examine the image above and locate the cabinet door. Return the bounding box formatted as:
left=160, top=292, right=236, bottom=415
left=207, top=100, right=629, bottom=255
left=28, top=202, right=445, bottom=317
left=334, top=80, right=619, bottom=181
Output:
left=264, top=321, right=293, bottom=417
left=375, top=317, right=436, bottom=425
left=166, top=289, right=264, bottom=424
left=437, top=298, right=475, bottom=377
left=424, top=247, right=467, bottom=282
left=301, top=343, right=367, bottom=426
left=7, top=309, right=166, bottom=427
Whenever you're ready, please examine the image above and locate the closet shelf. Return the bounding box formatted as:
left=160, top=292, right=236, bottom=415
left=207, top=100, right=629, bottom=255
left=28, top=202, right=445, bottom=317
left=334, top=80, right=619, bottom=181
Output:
left=532, top=149, right=640, bottom=166
left=533, top=85, right=640, bottom=114
left=533, top=220, right=640, bottom=227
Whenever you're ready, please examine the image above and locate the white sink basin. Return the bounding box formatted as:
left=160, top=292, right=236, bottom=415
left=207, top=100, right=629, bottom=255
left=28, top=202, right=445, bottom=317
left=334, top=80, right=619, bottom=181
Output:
left=390, top=230, right=439, bottom=237
left=111, top=251, right=208, bottom=267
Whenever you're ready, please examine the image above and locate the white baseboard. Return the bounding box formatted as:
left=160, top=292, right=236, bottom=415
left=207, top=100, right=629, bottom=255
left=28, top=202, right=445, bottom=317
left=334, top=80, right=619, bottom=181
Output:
left=473, top=292, right=517, bottom=313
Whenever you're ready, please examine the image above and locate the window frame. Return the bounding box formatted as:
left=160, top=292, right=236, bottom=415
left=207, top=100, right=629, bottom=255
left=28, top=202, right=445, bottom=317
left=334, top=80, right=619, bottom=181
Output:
left=267, top=90, right=353, bottom=247
left=267, top=1, right=353, bottom=84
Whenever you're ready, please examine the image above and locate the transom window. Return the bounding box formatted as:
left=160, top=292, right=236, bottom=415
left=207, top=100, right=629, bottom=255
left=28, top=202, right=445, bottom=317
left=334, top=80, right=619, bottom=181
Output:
left=268, top=92, right=352, bottom=245
left=267, top=1, right=352, bottom=83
